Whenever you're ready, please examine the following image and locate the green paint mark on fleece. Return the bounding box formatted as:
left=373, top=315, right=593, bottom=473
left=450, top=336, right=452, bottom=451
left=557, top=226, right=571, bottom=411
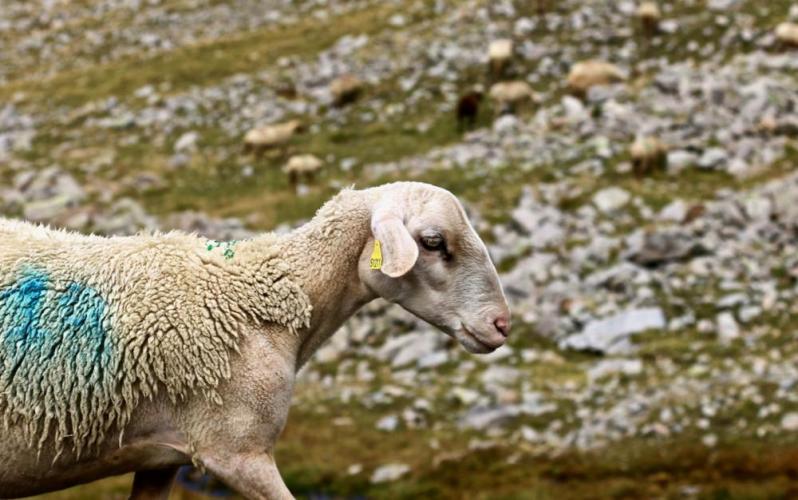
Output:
left=0, top=268, right=116, bottom=457
left=206, top=239, right=238, bottom=260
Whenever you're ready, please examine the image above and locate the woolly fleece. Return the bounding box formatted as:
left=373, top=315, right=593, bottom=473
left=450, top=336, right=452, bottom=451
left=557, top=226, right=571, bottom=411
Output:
left=0, top=219, right=311, bottom=458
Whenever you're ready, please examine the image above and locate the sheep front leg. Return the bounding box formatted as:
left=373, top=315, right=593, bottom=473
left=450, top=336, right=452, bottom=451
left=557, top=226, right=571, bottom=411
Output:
left=129, top=467, right=178, bottom=500
left=203, top=452, right=293, bottom=500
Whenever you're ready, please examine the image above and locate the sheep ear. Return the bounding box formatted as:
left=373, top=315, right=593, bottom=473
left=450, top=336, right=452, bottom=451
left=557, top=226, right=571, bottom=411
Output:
left=371, top=214, right=418, bottom=278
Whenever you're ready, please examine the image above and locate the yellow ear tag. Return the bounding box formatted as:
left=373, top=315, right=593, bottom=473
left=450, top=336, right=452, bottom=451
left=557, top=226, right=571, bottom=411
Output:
left=370, top=240, right=383, bottom=270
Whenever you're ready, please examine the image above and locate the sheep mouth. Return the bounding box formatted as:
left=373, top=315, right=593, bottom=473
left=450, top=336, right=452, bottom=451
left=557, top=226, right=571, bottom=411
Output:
left=460, top=326, right=503, bottom=352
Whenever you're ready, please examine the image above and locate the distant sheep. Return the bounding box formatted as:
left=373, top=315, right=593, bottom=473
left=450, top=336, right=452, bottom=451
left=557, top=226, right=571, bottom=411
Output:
left=775, top=22, right=798, bottom=47
left=636, top=2, right=661, bottom=33
left=0, top=182, right=511, bottom=499
left=283, top=154, right=323, bottom=184
left=488, top=39, right=514, bottom=77
left=630, top=136, right=668, bottom=176
left=243, top=119, right=304, bottom=156
left=489, top=80, right=537, bottom=114
left=456, top=90, right=483, bottom=129
left=330, top=74, right=364, bottom=106
left=567, top=60, right=626, bottom=94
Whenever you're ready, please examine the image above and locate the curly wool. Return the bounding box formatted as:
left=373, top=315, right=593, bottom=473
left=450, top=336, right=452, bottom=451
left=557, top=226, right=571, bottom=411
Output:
left=0, top=219, right=311, bottom=458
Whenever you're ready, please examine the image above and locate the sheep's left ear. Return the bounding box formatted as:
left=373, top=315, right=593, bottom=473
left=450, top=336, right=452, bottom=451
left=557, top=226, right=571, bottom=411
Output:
left=371, top=209, right=418, bottom=278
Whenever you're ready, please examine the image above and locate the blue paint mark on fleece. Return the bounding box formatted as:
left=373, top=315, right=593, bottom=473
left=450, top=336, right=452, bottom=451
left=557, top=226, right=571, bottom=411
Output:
left=0, top=268, right=113, bottom=389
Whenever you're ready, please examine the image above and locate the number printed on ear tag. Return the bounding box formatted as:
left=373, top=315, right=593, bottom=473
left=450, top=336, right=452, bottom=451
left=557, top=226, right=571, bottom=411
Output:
left=370, top=240, right=383, bottom=270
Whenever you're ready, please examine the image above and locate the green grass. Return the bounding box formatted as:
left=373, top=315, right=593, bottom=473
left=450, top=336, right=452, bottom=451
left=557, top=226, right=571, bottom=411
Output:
left=0, top=2, right=404, bottom=108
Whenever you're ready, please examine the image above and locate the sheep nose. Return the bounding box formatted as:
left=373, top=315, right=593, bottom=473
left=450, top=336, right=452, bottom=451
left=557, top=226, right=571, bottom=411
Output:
left=493, top=316, right=510, bottom=337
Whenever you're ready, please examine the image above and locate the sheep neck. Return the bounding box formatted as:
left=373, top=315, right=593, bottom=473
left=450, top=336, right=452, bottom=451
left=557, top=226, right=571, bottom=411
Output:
left=274, top=191, right=376, bottom=369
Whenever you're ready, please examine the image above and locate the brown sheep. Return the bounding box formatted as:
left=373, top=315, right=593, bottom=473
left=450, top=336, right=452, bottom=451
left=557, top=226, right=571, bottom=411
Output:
left=456, top=90, right=484, bottom=130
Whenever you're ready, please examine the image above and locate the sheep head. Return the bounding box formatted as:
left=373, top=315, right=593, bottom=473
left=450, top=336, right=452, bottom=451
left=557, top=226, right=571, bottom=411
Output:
left=360, top=183, right=511, bottom=354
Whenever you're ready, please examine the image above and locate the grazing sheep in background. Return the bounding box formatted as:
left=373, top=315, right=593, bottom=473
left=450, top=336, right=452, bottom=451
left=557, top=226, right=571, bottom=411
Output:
left=283, top=154, right=323, bottom=185
left=489, top=80, right=537, bottom=115
left=243, top=119, right=304, bottom=157
left=488, top=39, right=514, bottom=78
left=0, top=182, right=511, bottom=500
left=775, top=22, right=798, bottom=47
left=630, top=136, right=668, bottom=176
left=636, top=2, right=661, bottom=33
left=330, top=74, right=364, bottom=106
left=456, top=90, right=483, bottom=130
left=567, top=60, right=626, bottom=95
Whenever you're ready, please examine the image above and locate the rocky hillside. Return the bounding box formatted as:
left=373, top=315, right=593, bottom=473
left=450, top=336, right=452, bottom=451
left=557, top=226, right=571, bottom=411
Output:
left=3, top=0, right=798, bottom=498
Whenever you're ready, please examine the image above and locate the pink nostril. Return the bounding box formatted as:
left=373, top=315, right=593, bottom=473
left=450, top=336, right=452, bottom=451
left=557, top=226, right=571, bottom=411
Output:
left=494, top=317, right=510, bottom=337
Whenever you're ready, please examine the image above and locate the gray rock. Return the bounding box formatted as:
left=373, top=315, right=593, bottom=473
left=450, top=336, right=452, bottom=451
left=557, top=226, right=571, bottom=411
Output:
left=393, top=337, right=439, bottom=368
left=658, top=200, right=688, bottom=223
left=588, top=359, right=643, bottom=381
left=781, top=413, right=798, bottom=431
left=716, top=312, right=739, bottom=342
left=626, top=229, right=706, bottom=267
left=593, top=187, right=630, bottom=213
left=667, top=150, right=698, bottom=173
left=418, top=351, right=449, bottom=369
left=371, top=464, right=410, bottom=484
left=698, top=148, right=728, bottom=170
left=174, top=131, right=199, bottom=153
left=376, top=415, right=399, bottom=432
left=561, top=307, right=666, bottom=353
left=23, top=195, right=73, bottom=222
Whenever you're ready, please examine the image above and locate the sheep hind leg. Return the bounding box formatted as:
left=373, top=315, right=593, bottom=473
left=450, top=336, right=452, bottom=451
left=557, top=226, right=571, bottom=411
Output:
left=129, top=467, right=178, bottom=500
left=203, top=452, right=293, bottom=500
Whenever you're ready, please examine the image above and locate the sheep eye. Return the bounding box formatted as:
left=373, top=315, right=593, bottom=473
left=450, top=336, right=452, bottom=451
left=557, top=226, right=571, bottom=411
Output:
left=420, top=234, right=444, bottom=251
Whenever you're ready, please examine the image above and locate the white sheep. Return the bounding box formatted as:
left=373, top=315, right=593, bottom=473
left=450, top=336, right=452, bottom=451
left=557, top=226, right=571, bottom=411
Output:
left=243, top=119, right=304, bottom=156
left=775, top=22, right=798, bottom=47
left=630, top=136, right=668, bottom=175
left=635, top=2, right=661, bottom=32
left=0, top=181, right=510, bottom=499
left=567, top=60, right=626, bottom=94
left=488, top=80, right=537, bottom=114
left=282, top=154, right=323, bottom=184
left=488, top=39, right=514, bottom=77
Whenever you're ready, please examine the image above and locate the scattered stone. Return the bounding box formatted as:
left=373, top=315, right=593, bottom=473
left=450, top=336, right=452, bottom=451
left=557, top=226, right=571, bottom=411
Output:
left=781, top=413, right=798, bottom=431
left=697, top=148, right=728, bottom=170
left=561, top=307, right=666, bottom=353
left=371, top=464, right=410, bottom=484
left=593, top=187, right=631, bottom=213
left=716, top=312, right=740, bottom=342
left=588, top=359, right=644, bottom=381
left=174, top=131, right=199, bottom=153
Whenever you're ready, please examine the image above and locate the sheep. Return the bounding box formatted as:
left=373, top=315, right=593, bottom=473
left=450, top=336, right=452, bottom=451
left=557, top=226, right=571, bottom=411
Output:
left=488, top=39, right=514, bottom=78
left=243, top=119, right=304, bottom=156
left=0, top=181, right=511, bottom=499
left=567, top=60, right=626, bottom=95
left=456, top=89, right=484, bottom=130
left=329, top=74, right=364, bottom=106
left=775, top=22, right=798, bottom=47
left=630, top=136, right=668, bottom=176
left=635, top=2, right=661, bottom=33
left=489, top=80, right=537, bottom=115
left=283, top=154, right=323, bottom=185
